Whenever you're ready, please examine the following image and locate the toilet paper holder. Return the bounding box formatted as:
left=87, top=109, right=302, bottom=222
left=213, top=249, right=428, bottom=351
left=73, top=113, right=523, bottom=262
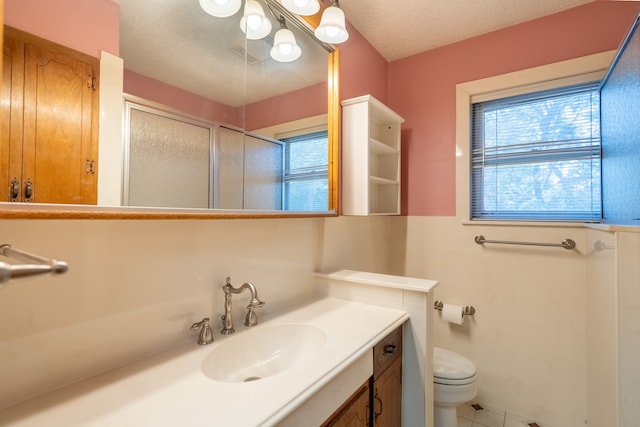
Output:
left=434, top=300, right=476, bottom=316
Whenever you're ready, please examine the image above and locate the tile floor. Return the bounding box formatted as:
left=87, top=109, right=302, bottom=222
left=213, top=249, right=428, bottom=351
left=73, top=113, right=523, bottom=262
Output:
left=456, top=402, right=551, bottom=427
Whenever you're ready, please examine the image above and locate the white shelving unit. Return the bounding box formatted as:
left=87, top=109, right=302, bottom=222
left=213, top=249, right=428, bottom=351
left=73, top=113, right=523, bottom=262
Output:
left=341, top=95, right=405, bottom=215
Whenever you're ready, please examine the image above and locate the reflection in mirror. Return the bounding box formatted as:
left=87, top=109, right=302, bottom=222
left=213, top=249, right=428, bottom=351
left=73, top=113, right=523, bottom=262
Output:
left=1, top=26, right=100, bottom=206
left=124, top=101, right=213, bottom=209
left=123, top=98, right=287, bottom=210
left=116, top=0, right=333, bottom=212
left=0, top=0, right=339, bottom=218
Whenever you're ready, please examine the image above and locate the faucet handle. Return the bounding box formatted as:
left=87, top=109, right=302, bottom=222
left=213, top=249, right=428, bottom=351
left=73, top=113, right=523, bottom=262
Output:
left=248, top=297, right=265, bottom=308
left=245, top=301, right=264, bottom=327
left=190, top=317, right=214, bottom=345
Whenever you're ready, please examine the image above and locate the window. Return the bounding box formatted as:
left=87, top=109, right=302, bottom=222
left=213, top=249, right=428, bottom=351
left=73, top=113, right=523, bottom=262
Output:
left=470, top=81, right=602, bottom=221
left=281, top=130, right=328, bottom=211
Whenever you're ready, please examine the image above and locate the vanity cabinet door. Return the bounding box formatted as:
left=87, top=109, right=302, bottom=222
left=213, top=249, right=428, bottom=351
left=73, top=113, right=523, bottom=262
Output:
left=321, top=326, right=404, bottom=427
left=372, top=326, right=402, bottom=426
left=373, top=355, right=402, bottom=426
left=321, top=382, right=370, bottom=427
left=1, top=26, right=99, bottom=205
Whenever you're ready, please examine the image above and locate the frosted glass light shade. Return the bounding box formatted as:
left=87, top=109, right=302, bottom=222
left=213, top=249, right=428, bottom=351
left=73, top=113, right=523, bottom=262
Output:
left=199, top=0, right=241, bottom=18
left=270, top=28, right=302, bottom=62
left=314, top=5, right=349, bottom=44
left=281, top=0, right=320, bottom=16
left=239, top=0, right=272, bottom=40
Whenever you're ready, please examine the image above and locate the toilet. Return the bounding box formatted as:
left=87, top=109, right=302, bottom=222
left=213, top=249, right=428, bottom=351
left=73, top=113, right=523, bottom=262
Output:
left=433, top=347, right=478, bottom=427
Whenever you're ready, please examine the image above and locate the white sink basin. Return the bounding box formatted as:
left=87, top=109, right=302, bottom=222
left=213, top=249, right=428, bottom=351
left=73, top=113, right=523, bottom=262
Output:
left=201, top=323, right=327, bottom=383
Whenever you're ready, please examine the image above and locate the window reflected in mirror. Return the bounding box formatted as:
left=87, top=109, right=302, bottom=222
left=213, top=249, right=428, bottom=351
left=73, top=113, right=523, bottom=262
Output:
left=124, top=99, right=329, bottom=211
left=282, top=130, right=329, bottom=211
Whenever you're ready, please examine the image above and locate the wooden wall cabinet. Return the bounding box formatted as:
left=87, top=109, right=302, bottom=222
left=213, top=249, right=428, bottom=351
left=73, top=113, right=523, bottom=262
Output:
left=322, top=326, right=403, bottom=427
left=1, top=26, right=99, bottom=205
left=341, top=95, right=404, bottom=216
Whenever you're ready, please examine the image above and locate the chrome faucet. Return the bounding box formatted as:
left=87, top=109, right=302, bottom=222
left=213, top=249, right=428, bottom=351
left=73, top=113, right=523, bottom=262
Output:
left=221, top=277, right=265, bottom=335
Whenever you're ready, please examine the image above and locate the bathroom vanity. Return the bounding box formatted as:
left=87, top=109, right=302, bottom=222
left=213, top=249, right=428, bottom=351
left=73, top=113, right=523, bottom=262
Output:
left=0, top=298, right=408, bottom=426
left=0, top=270, right=437, bottom=426
left=322, top=326, right=403, bottom=426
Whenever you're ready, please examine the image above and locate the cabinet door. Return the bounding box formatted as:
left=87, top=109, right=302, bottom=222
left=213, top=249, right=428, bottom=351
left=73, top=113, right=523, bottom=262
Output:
left=373, top=356, right=402, bottom=426
left=1, top=34, right=24, bottom=202
left=21, top=41, right=98, bottom=204
left=322, top=383, right=370, bottom=427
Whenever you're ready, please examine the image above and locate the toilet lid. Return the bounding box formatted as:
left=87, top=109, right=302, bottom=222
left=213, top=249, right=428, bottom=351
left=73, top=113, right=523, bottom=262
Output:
left=433, top=347, right=476, bottom=381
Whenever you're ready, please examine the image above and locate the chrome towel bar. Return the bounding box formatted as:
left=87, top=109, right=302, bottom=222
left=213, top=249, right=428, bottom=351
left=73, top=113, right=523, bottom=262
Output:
left=474, top=235, right=576, bottom=250
left=0, top=244, right=68, bottom=287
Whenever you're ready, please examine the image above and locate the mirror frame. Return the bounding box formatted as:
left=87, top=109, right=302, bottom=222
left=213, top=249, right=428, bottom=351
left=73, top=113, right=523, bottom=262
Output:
left=0, top=6, right=339, bottom=219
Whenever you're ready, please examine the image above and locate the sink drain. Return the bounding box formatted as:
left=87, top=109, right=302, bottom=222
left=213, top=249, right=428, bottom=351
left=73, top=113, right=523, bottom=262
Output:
left=244, top=376, right=261, bottom=382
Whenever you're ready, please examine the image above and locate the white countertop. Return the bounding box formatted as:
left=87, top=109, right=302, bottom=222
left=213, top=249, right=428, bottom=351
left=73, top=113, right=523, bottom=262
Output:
left=0, top=297, right=408, bottom=427
left=315, top=269, right=439, bottom=293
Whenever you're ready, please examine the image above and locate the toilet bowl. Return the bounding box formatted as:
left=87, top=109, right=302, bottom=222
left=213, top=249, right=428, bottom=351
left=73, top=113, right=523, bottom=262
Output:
left=433, top=347, right=477, bottom=427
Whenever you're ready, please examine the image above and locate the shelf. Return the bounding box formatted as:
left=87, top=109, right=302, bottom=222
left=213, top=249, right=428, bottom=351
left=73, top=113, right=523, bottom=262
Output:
left=370, top=137, right=398, bottom=155
left=342, top=94, right=404, bottom=216
left=369, top=212, right=400, bottom=216
left=370, top=176, right=399, bottom=185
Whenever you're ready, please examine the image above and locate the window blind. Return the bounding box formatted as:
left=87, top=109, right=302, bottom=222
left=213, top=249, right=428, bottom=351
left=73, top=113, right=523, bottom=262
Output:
left=471, top=81, right=602, bottom=221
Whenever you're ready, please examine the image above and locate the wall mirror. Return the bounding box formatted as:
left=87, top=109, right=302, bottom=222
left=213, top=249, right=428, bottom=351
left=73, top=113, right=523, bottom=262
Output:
left=0, top=0, right=339, bottom=219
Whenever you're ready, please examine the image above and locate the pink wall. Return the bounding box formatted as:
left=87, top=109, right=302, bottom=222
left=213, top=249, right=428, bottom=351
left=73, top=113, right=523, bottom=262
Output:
left=124, top=70, right=241, bottom=127
left=245, top=82, right=327, bottom=131
left=388, top=1, right=640, bottom=216
left=4, top=0, right=119, bottom=58
left=339, top=21, right=389, bottom=104
left=124, top=72, right=331, bottom=131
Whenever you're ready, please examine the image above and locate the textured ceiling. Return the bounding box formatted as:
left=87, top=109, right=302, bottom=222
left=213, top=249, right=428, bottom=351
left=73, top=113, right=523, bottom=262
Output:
left=339, top=0, right=597, bottom=61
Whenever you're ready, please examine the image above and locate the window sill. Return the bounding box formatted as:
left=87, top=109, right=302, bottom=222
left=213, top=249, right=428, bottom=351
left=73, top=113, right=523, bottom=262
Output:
left=460, top=219, right=640, bottom=233
left=460, top=219, right=592, bottom=228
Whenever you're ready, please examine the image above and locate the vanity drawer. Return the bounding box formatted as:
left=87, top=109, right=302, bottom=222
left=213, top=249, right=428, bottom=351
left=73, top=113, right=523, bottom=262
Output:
left=373, top=326, right=402, bottom=378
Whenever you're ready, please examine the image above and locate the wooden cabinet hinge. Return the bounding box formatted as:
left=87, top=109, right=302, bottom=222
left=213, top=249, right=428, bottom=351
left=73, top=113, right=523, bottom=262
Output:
left=86, top=159, right=96, bottom=174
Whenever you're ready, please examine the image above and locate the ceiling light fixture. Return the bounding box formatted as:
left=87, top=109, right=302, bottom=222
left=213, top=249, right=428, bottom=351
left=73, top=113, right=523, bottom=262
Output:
left=314, top=0, right=348, bottom=44
left=198, top=0, right=242, bottom=18
left=281, top=0, right=320, bottom=16
left=199, top=0, right=349, bottom=63
left=270, top=17, right=302, bottom=62
left=239, top=0, right=273, bottom=40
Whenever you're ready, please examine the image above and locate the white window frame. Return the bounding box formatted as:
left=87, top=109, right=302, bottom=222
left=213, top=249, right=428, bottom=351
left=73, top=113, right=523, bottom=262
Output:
left=455, top=51, right=616, bottom=225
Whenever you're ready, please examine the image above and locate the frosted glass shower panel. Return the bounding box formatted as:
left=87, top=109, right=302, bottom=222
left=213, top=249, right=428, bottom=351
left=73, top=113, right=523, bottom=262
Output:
left=127, top=109, right=211, bottom=208
left=215, top=130, right=283, bottom=209
left=216, top=127, right=245, bottom=209
left=244, top=135, right=283, bottom=210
